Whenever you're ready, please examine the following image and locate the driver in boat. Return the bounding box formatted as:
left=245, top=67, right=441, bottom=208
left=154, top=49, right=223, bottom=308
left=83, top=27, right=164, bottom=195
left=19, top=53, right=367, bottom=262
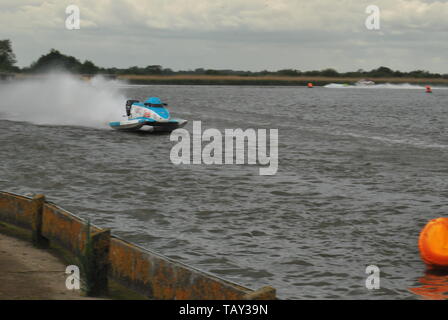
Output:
left=126, top=97, right=165, bottom=117
left=144, top=97, right=165, bottom=107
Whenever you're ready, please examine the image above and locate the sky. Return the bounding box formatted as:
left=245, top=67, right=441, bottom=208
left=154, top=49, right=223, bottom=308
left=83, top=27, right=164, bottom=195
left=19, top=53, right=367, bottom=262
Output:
left=1, top=0, right=447, bottom=72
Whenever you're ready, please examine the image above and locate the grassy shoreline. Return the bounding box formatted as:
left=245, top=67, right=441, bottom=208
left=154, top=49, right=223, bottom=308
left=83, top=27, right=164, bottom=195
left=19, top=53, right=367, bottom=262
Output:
left=8, top=73, right=448, bottom=86
left=117, top=74, right=448, bottom=86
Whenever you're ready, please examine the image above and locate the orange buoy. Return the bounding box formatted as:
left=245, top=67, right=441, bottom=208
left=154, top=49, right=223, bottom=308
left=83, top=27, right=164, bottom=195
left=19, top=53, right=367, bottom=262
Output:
left=307, top=82, right=313, bottom=88
left=425, top=85, right=432, bottom=93
left=419, top=218, right=448, bottom=268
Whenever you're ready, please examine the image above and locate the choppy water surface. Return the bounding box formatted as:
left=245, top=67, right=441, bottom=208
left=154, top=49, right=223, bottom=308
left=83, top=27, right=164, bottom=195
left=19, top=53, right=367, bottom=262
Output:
left=1, top=77, right=448, bottom=299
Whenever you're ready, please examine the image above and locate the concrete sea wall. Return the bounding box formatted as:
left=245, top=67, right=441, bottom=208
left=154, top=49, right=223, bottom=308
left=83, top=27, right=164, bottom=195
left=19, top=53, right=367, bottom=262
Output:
left=0, top=191, right=276, bottom=300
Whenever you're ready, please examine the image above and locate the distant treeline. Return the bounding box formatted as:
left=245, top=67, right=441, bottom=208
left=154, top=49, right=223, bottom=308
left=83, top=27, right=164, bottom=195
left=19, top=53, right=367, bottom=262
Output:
left=1, top=39, right=447, bottom=79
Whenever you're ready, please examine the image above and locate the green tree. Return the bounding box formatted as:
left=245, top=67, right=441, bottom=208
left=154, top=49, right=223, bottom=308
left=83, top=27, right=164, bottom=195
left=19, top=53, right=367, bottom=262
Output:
left=79, top=60, right=99, bottom=74
left=303, top=70, right=321, bottom=76
left=162, top=68, right=174, bottom=75
left=205, top=69, right=222, bottom=75
left=277, top=69, right=301, bottom=76
left=29, top=49, right=87, bottom=73
left=144, top=65, right=162, bottom=74
left=321, top=68, right=339, bottom=77
left=368, top=66, right=394, bottom=77
left=0, top=39, right=17, bottom=71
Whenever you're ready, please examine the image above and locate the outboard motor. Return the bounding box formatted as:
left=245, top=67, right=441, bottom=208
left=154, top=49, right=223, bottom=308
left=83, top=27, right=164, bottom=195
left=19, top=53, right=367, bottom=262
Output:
left=125, top=100, right=139, bottom=116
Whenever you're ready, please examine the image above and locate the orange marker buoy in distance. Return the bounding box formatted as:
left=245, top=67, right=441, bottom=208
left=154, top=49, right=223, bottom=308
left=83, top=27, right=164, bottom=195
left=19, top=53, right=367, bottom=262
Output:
left=419, top=218, right=448, bottom=269
left=425, top=85, right=432, bottom=93
left=307, top=82, right=313, bottom=88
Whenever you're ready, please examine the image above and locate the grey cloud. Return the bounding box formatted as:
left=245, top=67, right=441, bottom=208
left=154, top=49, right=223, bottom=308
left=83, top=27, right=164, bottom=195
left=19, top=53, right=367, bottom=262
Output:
left=1, top=0, right=447, bottom=73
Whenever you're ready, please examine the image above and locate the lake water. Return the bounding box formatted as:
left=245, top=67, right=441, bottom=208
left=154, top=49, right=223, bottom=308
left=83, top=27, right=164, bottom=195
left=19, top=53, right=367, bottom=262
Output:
left=1, top=77, right=448, bottom=299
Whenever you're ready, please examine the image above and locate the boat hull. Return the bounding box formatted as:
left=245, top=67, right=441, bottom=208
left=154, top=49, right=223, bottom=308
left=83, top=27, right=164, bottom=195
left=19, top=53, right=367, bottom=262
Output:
left=109, top=118, right=187, bottom=132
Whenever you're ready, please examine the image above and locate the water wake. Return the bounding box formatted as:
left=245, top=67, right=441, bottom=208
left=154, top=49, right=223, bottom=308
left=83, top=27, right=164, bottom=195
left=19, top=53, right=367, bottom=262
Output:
left=323, top=83, right=441, bottom=90
left=333, top=130, right=448, bottom=150
left=0, top=73, right=126, bottom=128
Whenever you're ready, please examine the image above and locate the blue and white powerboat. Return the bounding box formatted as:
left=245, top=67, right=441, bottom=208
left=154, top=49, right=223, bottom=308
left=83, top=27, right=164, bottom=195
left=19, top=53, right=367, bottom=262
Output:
left=109, top=97, right=187, bottom=132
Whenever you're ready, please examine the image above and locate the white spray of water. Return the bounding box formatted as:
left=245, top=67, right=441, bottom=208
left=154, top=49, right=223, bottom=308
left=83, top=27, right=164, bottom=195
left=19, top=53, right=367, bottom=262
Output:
left=0, top=73, right=127, bottom=128
left=323, top=83, right=446, bottom=89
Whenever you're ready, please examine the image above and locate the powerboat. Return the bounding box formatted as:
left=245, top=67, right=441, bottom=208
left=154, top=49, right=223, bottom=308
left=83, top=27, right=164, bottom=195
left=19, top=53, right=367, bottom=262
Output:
left=109, top=97, right=187, bottom=132
left=355, top=79, right=375, bottom=86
